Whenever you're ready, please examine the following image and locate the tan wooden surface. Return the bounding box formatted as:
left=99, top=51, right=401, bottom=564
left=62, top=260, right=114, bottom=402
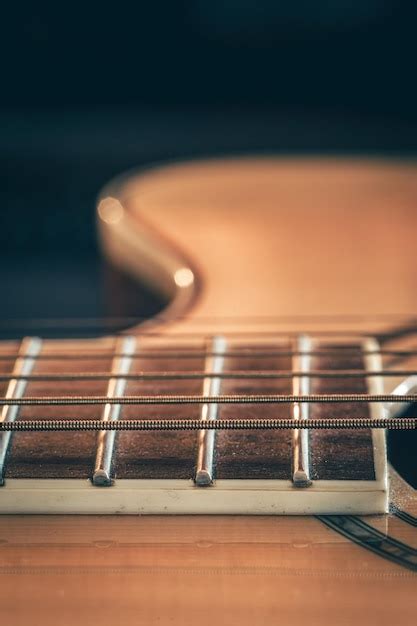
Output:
left=2, top=157, right=417, bottom=625
left=119, top=157, right=417, bottom=324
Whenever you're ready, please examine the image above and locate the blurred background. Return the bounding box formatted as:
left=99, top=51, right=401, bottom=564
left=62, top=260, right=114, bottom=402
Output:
left=1, top=1, right=417, bottom=335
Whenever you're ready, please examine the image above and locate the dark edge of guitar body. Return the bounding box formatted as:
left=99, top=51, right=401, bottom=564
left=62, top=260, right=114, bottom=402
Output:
left=317, top=512, right=417, bottom=572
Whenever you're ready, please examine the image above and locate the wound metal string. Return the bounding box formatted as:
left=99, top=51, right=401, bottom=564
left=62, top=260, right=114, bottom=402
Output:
left=0, top=393, right=416, bottom=406
left=0, top=417, right=416, bottom=432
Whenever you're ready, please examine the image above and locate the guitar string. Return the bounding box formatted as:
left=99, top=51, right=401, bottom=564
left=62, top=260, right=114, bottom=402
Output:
left=0, top=417, right=416, bottom=432
left=0, top=393, right=416, bottom=406
left=0, top=369, right=417, bottom=382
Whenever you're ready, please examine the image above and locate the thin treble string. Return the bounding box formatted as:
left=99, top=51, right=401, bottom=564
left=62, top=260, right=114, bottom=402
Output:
left=1, top=369, right=417, bottom=382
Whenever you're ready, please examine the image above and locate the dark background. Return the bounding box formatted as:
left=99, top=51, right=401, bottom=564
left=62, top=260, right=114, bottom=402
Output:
left=1, top=1, right=417, bottom=331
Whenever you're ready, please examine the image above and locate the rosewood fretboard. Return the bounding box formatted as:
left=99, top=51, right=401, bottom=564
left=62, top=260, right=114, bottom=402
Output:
left=0, top=334, right=381, bottom=486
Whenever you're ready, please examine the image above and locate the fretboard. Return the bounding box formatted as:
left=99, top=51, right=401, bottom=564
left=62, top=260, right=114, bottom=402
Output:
left=0, top=329, right=411, bottom=514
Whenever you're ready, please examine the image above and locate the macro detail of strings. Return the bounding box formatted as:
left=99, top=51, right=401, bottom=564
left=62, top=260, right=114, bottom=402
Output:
left=0, top=331, right=417, bottom=409
left=0, top=320, right=416, bottom=484
left=0, top=328, right=411, bottom=485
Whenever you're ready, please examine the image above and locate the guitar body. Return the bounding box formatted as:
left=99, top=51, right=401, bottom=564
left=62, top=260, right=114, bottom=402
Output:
left=2, top=157, right=417, bottom=624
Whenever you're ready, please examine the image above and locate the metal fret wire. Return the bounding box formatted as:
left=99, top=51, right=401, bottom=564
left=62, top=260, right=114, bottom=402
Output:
left=0, top=369, right=416, bottom=382
left=0, top=417, right=416, bottom=432
left=0, top=393, right=416, bottom=406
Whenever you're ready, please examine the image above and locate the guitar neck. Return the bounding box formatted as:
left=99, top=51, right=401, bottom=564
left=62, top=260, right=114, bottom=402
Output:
left=0, top=331, right=395, bottom=514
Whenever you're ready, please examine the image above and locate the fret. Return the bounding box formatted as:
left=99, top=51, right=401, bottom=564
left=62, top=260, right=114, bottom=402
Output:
left=291, top=336, right=312, bottom=487
left=194, top=336, right=227, bottom=486
left=362, top=337, right=388, bottom=489
left=0, top=337, right=42, bottom=485
left=92, top=336, right=136, bottom=486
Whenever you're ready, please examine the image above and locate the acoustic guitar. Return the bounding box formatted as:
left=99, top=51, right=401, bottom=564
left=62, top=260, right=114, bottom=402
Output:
left=1, top=157, right=417, bottom=625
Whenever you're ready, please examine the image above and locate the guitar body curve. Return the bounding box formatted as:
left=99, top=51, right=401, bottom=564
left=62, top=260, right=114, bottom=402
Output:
left=99, top=156, right=417, bottom=327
